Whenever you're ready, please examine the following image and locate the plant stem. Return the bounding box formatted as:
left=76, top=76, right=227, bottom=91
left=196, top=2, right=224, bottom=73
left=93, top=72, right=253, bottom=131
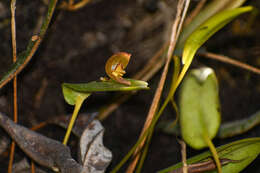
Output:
left=126, top=1, right=190, bottom=172
left=63, top=94, right=89, bottom=145
left=179, top=140, right=188, bottom=173
left=110, top=122, right=152, bottom=173
left=204, top=134, right=222, bottom=173
left=0, top=0, right=58, bottom=90
left=8, top=1, right=17, bottom=172
left=184, top=0, right=207, bottom=26
left=199, top=52, right=260, bottom=75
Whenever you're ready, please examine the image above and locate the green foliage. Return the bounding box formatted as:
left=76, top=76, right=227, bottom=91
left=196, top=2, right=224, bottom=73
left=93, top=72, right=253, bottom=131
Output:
left=61, top=79, right=149, bottom=144
left=176, top=0, right=247, bottom=51
left=182, top=6, right=253, bottom=66
left=218, top=110, right=260, bottom=138
left=171, top=6, right=253, bottom=103
left=62, top=79, right=148, bottom=105
left=156, top=6, right=255, bottom=173
left=158, top=138, right=260, bottom=173
left=179, top=67, right=220, bottom=149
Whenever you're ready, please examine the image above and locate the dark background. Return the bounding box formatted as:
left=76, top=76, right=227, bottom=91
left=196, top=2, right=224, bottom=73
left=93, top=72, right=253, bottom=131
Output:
left=0, top=0, right=259, bottom=172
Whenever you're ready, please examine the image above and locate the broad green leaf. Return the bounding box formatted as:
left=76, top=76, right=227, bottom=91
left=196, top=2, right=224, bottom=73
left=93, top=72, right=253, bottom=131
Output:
left=179, top=67, right=220, bottom=149
left=158, top=138, right=260, bottom=173
left=182, top=6, right=253, bottom=66
left=62, top=79, right=148, bottom=105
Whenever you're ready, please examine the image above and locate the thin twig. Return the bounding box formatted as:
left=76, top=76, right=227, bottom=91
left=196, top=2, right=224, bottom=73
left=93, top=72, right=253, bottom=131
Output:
left=126, top=1, right=190, bottom=172
left=134, top=43, right=168, bottom=80
left=11, top=1, right=17, bottom=65
left=178, top=140, right=188, bottom=173
left=30, top=121, right=48, bottom=131
left=184, top=0, right=207, bottom=26
left=199, top=52, right=260, bottom=75
left=34, top=78, right=48, bottom=109
left=31, top=162, right=35, bottom=173
left=0, top=0, right=58, bottom=89
left=5, top=1, right=57, bottom=172
left=8, top=143, right=15, bottom=173
left=8, top=1, right=17, bottom=172
left=60, top=0, right=91, bottom=11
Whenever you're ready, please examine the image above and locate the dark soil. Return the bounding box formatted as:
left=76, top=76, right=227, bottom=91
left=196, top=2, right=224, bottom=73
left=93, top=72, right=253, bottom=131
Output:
left=0, top=0, right=259, bottom=172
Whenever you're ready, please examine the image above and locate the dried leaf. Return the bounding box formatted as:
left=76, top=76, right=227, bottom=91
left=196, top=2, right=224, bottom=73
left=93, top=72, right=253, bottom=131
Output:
left=0, top=134, right=10, bottom=155
left=13, top=158, right=47, bottom=173
left=0, top=113, right=82, bottom=173
left=79, top=120, right=112, bottom=173
left=49, top=113, right=97, bottom=137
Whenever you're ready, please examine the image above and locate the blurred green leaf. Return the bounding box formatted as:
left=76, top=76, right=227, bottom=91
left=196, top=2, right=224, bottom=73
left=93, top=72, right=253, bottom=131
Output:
left=218, top=110, right=260, bottom=138
left=158, top=138, right=260, bottom=173
left=172, top=6, right=253, bottom=100
left=62, top=79, right=148, bottom=105
left=176, top=0, right=247, bottom=52
left=179, top=67, right=220, bottom=149
left=159, top=109, right=260, bottom=139
left=182, top=6, right=253, bottom=66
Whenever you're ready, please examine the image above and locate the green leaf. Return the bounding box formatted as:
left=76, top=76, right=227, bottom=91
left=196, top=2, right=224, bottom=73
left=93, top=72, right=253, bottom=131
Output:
left=62, top=85, right=91, bottom=106
left=159, top=110, right=260, bottom=139
left=182, top=6, right=253, bottom=66
left=179, top=67, right=220, bottom=149
left=158, top=138, right=260, bottom=173
left=218, top=110, right=260, bottom=138
left=176, top=0, right=247, bottom=52
left=63, top=79, right=148, bottom=92
left=172, top=6, right=253, bottom=100
left=62, top=79, right=149, bottom=105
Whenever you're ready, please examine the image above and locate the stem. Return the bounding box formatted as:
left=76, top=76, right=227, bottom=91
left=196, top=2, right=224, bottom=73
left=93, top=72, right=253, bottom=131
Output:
left=136, top=131, right=152, bottom=173
left=31, top=162, right=35, bottom=173
left=126, top=1, right=190, bottom=172
left=134, top=57, right=180, bottom=171
left=204, top=134, right=222, bottom=173
left=184, top=0, right=207, bottom=26
left=199, top=52, right=260, bottom=75
left=8, top=1, right=17, bottom=172
left=63, top=94, right=89, bottom=145
left=0, top=0, right=58, bottom=89
left=179, top=140, right=188, bottom=173
left=110, top=123, right=152, bottom=173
